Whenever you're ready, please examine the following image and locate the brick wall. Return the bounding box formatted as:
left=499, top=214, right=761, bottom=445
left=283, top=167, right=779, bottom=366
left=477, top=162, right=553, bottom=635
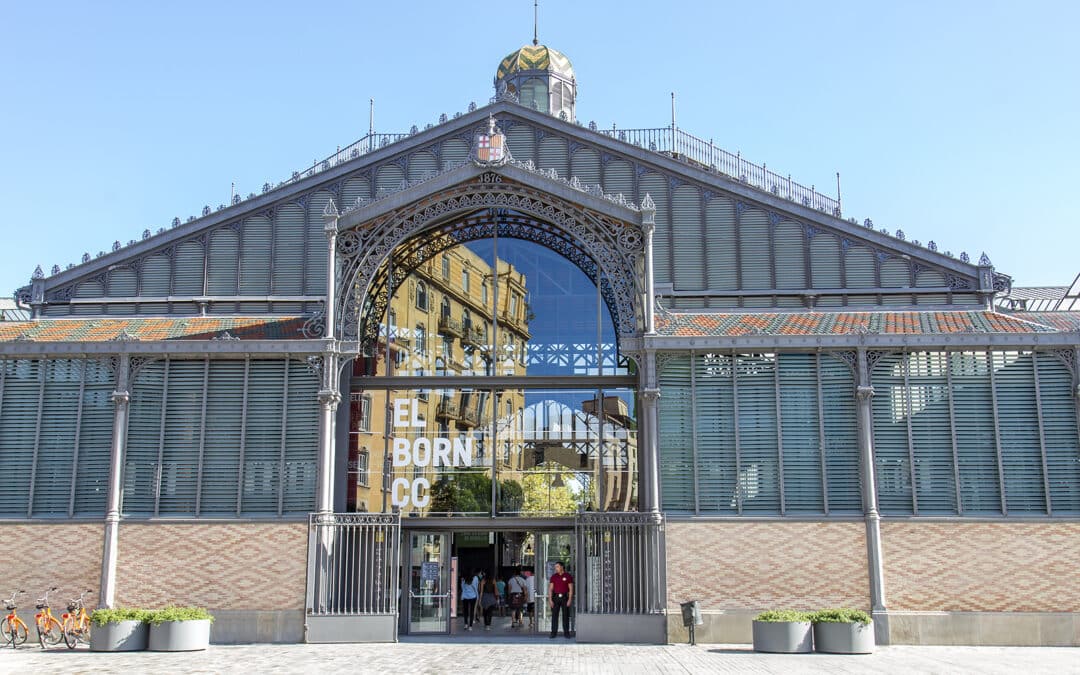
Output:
left=882, top=522, right=1080, bottom=612
left=665, top=521, right=869, bottom=610
left=1, top=523, right=103, bottom=607
left=115, top=522, right=308, bottom=610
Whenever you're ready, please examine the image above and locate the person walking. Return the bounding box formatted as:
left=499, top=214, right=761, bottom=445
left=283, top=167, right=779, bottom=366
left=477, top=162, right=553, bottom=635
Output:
left=460, top=568, right=479, bottom=632
left=507, top=567, right=528, bottom=628
left=548, top=561, right=574, bottom=639
left=479, top=569, right=499, bottom=631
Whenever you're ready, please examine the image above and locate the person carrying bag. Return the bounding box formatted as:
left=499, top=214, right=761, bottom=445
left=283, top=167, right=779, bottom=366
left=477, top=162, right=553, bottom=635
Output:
left=507, top=567, right=528, bottom=628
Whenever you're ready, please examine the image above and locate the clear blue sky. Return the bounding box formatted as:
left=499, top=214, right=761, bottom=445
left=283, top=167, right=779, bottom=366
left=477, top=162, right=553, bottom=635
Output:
left=2, top=0, right=1077, bottom=298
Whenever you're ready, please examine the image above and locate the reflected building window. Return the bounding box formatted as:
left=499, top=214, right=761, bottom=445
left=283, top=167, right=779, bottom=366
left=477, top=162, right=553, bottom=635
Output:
left=416, top=323, right=427, bottom=356
left=441, top=255, right=450, bottom=280
left=416, top=281, right=428, bottom=311
left=462, top=269, right=470, bottom=293
left=440, top=296, right=451, bottom=319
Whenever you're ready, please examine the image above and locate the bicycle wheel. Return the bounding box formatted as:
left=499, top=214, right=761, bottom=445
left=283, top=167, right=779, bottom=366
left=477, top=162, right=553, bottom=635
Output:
left=1, top=617, right=13, bottom=647
left=37, top=620, right=62, bottom=647
left=62, top=618, right=77, bottom=649
left=10, top=620, right=28, bottom=646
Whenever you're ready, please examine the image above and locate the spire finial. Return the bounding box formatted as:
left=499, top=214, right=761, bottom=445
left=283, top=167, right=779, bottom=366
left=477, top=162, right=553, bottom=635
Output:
left=533, top=0, right=539, bottom=45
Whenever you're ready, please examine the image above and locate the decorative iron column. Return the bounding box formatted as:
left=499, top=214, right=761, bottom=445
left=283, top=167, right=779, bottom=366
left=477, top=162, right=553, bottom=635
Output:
left=641, top=194, right=657, bottom=336
left=323, top=199, right=340, bottom=340
left=640, top=387, right=661, bottom=514
left=856, top=349, right=888, bottom=627
left=316, top=356, right=342, bottom=515
left=99, top=354, right=130, bottom=608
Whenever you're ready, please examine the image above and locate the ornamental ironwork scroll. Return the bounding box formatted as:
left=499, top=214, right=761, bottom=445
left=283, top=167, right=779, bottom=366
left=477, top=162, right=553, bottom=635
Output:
left=334, top=174, right=646, bottom=347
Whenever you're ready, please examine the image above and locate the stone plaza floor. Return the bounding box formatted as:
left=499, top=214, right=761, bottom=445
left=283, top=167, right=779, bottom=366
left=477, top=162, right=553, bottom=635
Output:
left=2, top=639, right=1078, bottom=674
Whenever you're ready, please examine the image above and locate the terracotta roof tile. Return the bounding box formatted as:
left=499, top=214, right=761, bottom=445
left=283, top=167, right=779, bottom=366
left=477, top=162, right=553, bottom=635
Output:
left=0, top=316, right=310, bottom=343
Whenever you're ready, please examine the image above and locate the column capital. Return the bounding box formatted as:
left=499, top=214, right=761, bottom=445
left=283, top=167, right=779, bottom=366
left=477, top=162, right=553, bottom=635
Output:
left=111, top=390, right=130, bottom=405
left=641, top=387, right=661, bottom=403
left=855, top=385, right=875, bottom=401
left=318, top=388, right=342, bottom=407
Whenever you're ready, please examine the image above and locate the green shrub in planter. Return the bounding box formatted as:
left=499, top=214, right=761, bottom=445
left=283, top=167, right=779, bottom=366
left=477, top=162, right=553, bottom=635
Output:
left=91, top=608, right=152, bottom=626
left=811, top=608, right=874, bottom=654
left=90, top=608, right=153, bottom=652
left=147, top=607, right=215, bottom=652
left=147, top=607, right=215, bottom=626
left=752, top=610, right=814, bottom=653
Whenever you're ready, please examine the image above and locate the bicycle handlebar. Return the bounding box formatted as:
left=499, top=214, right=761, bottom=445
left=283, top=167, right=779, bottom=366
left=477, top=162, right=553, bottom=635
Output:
left=4, top=589, right=25, bottom=604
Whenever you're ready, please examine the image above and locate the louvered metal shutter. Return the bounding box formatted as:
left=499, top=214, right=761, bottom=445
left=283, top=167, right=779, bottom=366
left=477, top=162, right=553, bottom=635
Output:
left=72, top=359, right=113, bottom=516
left=809, top=233, right=842, bottom=307
left=671, top=185, right=704, bottom=291
left=173, top=240, right=205, bottom=300
left=602, top=159, right=634, bottom=200
left=0, top=360, right=38, bottom=515
left=778, top=354, right=823, bottom=513
left=158, top=360, right=206, bottom=515
left=375, top=163, right=404, bottom=197
left=880, top=258, right=912, bottom=306
left=994, top=351, right=1046, bottom=513
left=240, top=215, right=272, bottom=308
left=123, top=360, right=166, bottom=515
left=306, top=191, right=332, bottom=296
left=199, top=360, right=244, bottom=515
left=106, top=267, right=137, bottom=315
left=704, top=196, right=737, bottom=295
left=1037, top=352, right=1080, bottom=513
left=32, top=359, right=81, bottom=516
left=639, top=173, right=669, bottom=284
left=658, top=355, right=694, bottom=512
left=907, top=352, right=957, bottom=514
left=871, top=353, right=914, bottom=514
left=283, top=360, right=319, bottom=513
left=242, top=360, right=285, bottom=514
left=738, top=208, right=770, bottom=293
left=736, top=354, right=780, bottom=512
left=570, top=147, right=601, bottom=185
left=821, top=355, right=861, bottom=512
left=774, top=221, right=806, bottom=291
left=845, top=245, right=876, bottom=305
left=914, top=269, right=947, bottom=305
left=272, top=204, right=305, bottom=300
left=952, top=351, right=1002, bottom=513
left=207, top=228, right=240, bottom=298
left=342, top=175, right=372, bottom=207
left=695, top=353, right=737, bottom=513
left=441, top=139, right=468, bottom=169
left=538, top=136, right=568, bottom=177
left=506, top=125, right=535, bottom=165
left=139, top=254, right=171, bottom=315
left=72, top=280, right=103, bottom=315
left=407, top=151, right=437, bottom=182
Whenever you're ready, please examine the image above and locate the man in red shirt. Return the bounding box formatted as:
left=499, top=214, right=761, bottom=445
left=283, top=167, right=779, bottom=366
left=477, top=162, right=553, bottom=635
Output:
left=548, top=561, right=574, bottom=638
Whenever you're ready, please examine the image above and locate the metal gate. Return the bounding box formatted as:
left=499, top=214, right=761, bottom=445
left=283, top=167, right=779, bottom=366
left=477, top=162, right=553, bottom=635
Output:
left=305, top=513, right=401, bottom=642
left=575, top=512, right=665, bottom=614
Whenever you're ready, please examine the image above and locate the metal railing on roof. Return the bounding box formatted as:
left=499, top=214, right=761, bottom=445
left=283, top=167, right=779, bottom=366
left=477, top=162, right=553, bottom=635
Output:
left=286, top=133, right=410, bottom=184
left=596, top=127, right=841, bottom=216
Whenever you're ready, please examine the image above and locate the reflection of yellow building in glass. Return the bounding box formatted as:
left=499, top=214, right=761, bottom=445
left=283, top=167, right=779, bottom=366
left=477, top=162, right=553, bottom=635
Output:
left=347, top=244, right=530, bottom=514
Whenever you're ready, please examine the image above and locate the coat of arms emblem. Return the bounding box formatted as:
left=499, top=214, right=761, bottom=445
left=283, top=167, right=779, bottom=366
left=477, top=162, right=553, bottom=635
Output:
left=473, top=115, right=510, bottom=166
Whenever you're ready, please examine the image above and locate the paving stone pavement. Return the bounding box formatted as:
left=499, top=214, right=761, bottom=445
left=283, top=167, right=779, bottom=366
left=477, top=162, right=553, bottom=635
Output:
left=2, top=640, right=1078, bottom=674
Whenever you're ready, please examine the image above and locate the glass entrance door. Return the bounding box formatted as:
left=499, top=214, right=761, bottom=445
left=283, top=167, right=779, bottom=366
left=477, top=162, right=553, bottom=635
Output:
left=534, top=531, right=576, bottom=635
left=407, top=532, right=450, bottom=634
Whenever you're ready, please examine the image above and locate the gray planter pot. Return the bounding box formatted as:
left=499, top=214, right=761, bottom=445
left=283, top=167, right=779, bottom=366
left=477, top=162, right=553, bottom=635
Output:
left=148, top=620, right=211, bottom=652
left=90, top=620, right=149, bottom=652
left=752, top=620, right=813, bottom=653
left=813, top=621, right=875, bottom=654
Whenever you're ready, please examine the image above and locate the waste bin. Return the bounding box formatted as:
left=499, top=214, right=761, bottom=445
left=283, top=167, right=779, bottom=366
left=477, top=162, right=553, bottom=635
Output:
left=680, top=600, right=703, bottom=645
left=680, top=600, right=702, bottom=627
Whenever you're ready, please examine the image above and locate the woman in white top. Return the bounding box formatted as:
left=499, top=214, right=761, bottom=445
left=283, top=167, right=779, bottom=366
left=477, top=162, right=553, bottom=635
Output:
left=507, top=567, right=529, bottom=628
left=460, top=569, right=479, bottom=631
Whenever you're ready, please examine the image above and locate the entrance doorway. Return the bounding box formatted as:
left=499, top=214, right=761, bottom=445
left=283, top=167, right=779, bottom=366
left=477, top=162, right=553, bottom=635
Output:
left=402, top=528, right=576, bottom=638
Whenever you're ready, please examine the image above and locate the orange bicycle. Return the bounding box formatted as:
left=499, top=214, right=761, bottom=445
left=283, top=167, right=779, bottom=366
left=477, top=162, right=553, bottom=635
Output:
left=61, top=589, right=93, bottom=649
left=34, top=588, right=64, bottom=648
left=2, top=590, right=29, bottom=648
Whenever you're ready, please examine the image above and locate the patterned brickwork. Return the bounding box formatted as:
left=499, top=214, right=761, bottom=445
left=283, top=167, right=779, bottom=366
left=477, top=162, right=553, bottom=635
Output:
left=115, top=523, right=308, bottom=610
left=882, top=522, right=1080, bottom=612
left=665, top=522, right=869, bottom=610
left=1, top=523, right=103, bottom=607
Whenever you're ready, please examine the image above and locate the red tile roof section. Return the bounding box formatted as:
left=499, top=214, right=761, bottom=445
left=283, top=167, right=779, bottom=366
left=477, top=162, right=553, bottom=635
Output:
left=654, top=310, right=1066, bottom=337
left=0, top=316, right=310, bottom=343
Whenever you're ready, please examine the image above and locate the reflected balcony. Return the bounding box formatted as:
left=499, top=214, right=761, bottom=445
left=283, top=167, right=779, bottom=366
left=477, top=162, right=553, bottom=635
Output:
left=461, top=325, right=485, bottom=347
left=437, top=316, right=462, bottom=339
left=436, top=398, right=460, bottom=421
left=458, top=406, right=480, bottom=428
